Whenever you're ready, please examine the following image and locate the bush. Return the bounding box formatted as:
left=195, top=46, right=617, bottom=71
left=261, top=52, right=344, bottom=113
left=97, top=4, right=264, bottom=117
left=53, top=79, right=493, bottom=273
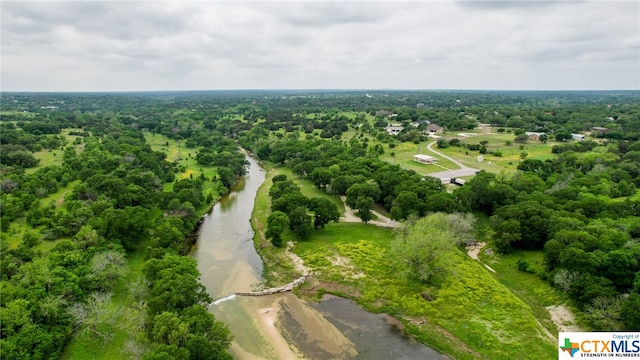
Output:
left=517, top=259, right=535, bottom=273
left=436, top=139, right=449, bottom=149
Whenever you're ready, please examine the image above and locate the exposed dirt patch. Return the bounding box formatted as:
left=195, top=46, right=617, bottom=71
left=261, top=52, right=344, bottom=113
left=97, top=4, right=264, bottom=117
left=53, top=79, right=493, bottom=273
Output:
left=300, top=278, right=362, bottom=299
left=385, top=314, right=406, bottom=333
left=327, top=254, right=367, bottom=280
left=466, top=242, right=486, bottom=260
left=546, top=305, right=582, bottom=332
left=285, top=241, right=310, bottom=276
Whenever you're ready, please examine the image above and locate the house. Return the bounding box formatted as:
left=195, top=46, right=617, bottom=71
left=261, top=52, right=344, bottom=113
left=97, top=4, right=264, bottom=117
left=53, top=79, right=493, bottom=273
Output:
left=385, top=125, right=404, bottom=135
left=525, top=132, right=546, bottom=141
left=572, top=133, right=586, bottom=141
left=590, top=126, right=610, bottom=133
left=413, top=154, right=439, bottom=164
left=426, top=124, right=443, bottom=133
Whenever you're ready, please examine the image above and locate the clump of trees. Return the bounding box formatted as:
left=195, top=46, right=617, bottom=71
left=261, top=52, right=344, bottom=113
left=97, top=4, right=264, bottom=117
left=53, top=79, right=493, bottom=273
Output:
left=265, top=175, right=340, bottom=246
left=1, top=105, right=245, bottom=358
left=141, top=253, right=233, bottom=359
left=390, top=213, right=475, bottom=284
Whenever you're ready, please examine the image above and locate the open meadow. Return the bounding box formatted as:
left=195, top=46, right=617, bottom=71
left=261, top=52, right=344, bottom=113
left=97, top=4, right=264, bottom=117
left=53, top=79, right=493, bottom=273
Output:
left=143, top=132, right=225, bottom=199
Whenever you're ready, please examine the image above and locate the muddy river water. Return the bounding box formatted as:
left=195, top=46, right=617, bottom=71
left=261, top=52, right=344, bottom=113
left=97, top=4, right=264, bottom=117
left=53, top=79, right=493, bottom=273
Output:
left=192, top=156, right=442, bottom=359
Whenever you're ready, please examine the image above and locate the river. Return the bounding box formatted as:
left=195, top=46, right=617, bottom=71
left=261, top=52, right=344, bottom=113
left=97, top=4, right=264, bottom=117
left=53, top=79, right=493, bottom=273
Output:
left=192, top=155, right=442, bottom=359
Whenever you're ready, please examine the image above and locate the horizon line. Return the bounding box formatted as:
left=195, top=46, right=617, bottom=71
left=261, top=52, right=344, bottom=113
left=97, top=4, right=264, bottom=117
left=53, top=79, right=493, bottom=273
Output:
left=2, top=88, right=639, bottom=94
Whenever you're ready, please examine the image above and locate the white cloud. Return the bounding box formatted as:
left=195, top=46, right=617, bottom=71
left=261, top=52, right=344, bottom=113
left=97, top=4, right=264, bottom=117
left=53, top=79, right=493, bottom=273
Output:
left=1, top=1, right=638, bottom=91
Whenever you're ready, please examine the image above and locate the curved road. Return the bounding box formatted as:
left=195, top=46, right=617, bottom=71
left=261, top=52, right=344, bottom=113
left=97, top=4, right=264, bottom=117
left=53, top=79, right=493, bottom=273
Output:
left=425, top=141, right=479, bottom=180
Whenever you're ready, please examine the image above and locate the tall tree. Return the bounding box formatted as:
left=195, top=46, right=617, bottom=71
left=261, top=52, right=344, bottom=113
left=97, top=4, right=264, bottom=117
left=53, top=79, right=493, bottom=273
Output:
left=390, top=213, right=469, bottom=284
left=288, top=206, right=313, bottom=238
left=308, top=197, right=340, bottom=229
left=265, top=211, right=289, bottom=247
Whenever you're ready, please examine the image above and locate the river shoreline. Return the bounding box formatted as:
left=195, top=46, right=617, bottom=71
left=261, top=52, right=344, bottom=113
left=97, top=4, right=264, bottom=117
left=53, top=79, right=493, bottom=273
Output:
left=248, top=162, right=445, bottom=359
left=193, top=155, right=443, bottom=359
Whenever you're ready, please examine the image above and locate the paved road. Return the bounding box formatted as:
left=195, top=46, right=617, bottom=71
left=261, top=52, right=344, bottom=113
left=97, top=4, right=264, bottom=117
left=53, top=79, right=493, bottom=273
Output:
left=425, top=141, right=479, bottom=180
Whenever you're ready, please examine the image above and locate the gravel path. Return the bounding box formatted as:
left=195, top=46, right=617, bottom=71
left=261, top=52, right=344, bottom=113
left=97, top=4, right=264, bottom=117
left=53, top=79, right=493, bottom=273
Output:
left=339, top=196, right=401, bottom=228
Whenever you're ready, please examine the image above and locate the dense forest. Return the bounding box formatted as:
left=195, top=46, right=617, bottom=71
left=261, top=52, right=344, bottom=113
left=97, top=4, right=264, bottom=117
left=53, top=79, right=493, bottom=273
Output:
left=1, top=90, right=639, bottom=359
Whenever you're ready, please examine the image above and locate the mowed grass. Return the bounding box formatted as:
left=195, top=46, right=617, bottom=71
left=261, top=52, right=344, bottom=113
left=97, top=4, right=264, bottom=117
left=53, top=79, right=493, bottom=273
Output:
left=288, top=222, right=557, bottom=359
left=379, top=140, right=459, bottom=174
left=28, top=149, right=64, bottom=171
left=437, top=133, right=557, bottom=173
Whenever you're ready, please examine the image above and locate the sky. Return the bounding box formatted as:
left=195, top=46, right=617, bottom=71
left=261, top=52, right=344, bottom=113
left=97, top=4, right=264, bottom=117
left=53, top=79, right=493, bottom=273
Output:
left=1, top=1, right=639, bottom=92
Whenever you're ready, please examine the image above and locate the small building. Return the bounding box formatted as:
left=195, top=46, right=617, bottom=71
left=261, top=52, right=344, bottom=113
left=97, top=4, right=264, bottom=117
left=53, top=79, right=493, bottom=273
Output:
left=426, top=124, right=443, bottom=133
left=413, top=154, right=439, bottom=165
left=385, top=125, right=404, bottom=135
left=590, top=126, right=610, bottom=133
left=376, top=110, right=394, bottom=117
left=571, top=133, right=586, bottom=141
left=525, top=131, right=546, bottom=141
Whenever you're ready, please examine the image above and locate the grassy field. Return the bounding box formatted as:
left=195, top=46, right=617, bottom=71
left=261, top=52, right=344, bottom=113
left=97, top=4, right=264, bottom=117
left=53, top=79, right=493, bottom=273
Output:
left=288, top=223, right=557, bottom=359
left=0, top=110, right=38, bottom=118
left=28, top=128, right=85, bottom=173
left=379, top=140, right=460, bottom=174
left=436, top=133, right=556, bottom=173
left=144, top=132, right=225, bottom=201
left=144, top=132, right=219, bottom=180
left=29, top=148, right=64, bottom=171
left=479, top=250, right=564, bottom=331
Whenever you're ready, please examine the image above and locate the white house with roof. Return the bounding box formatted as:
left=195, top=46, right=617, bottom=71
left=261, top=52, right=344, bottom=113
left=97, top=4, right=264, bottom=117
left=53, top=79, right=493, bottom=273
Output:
left=413, top=154, right=439, bottom=164
left=385, top=124, right=404, bottom=135
left=572, top=133, right=586, bottom=141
